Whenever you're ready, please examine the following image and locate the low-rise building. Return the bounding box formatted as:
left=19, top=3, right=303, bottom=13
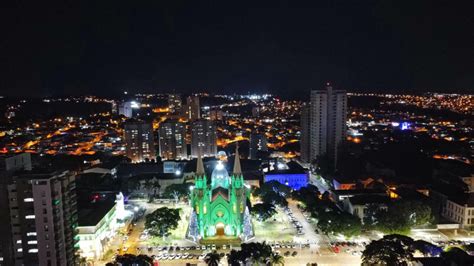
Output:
left=77, top=198, right=118, bottom=259
left=342, top=194, right=390, bottom=223
left=442, top=193, right=474, bottom=228
left=263, top=161, right=309, bottom=190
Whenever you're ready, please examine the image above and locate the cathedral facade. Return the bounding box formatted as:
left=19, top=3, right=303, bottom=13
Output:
left=189, top=149, right=251, bottom=240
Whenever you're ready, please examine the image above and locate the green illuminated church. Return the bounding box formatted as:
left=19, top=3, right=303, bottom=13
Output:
left=189, top=148, right=252, bottom=241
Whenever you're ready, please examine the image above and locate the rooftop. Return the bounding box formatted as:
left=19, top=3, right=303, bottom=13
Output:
left=78, top=197, right=116, bottom=227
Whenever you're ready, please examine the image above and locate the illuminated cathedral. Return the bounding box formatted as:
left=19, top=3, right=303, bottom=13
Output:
left=189, top=148, right=252, bottom=241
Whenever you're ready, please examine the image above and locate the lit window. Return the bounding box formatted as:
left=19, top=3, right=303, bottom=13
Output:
left=27, top=232, right=37, bottom=236
left=16, top=240, right=22, bottom=244
left=28, top=240, right=37, bottom=245
left=28, top=249, right=38, bottom=253
left=25, top=215, right=35, bottom=219
left=17, top=248, right=23, bottom=252
left=24, top=198, right=34, bottom=202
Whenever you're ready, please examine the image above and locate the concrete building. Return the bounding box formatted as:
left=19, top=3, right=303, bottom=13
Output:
left=124, top=120, right=156, bottom=163
left=342, top=194, right=390, bottom=223
left=0, top=153, right=33, bottom=266
left=309, top=83, right=347, bottom=166
left=118, top=101, right=133, bottom=118
left=263, top=161, right=309, bottom=190
left=77, top=199, right=118, bottom=260
left=249, top=133, right=268, bottom=160
left=0, top=153, right=32, bottom=171
left=300, top=104, right=311, bottom=163
left=209, top=109, right=224, bottom=121
left=158, top=120, right=187, bottom=160
left=191, top=119, right=217, bottom=158
left=186, top=95, right=200, bottom=121
left=168, top=94, right=182, bottom=114
left=3, top=170, right=77, bottom=266
left=442, top=193, right=474, bottom=228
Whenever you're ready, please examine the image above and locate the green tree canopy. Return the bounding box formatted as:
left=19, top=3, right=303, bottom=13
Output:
left=251, top=203, right=277, bottom=222
left=111, top=254, right=153, bottom=266
left=375, top=200, right=434, bottom=235
left=362, top=234, right=415, bottom=266
left=255, top=180, right=292, bottom=198
left=162, top=183, right=192, bottom=200
left=291, top=184, right=320, bottom=207
left=262, top=190, right=288, bottom=207
left=204, top=251, right=222, bottom=266
left=317, top=211, right=361, bottom=238
left=144, top=207, right=180, bottom=238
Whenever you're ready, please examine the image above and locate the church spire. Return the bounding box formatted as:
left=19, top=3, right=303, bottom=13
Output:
left=196, top=152, right=205, bottom=175
left=233, top=143, right=242, bottom=175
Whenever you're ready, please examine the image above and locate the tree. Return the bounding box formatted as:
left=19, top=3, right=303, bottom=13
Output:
left=441, top=247, right=474, bottom=265
left=144, top=207, right=180, bottom=239
left=375, top=200, right=434, bottom=235
left=291, top=184, right=320, bottom=208
left=262, top=190, right=288, bottom=207
left=313, top=153, right=334, bottom=176
left=227, top=249, right=246, bottom=266
left=163, top=183, right=192, bottom=202
left=204, top=251, right=222, bottom=266
left=362, top=234, right=414, bottom=266
left=362, top=203, right=382, bottom=229
left=317, top=211, right=361, bottom=238
left=413, top=240, right=442, bottom=257
left=268, top=252, right=285, bottom=265
left=112, top=254, right=153, bottom=266
left=240, top=242, right=274, bottom=264
left=251, top=203, right=277, bottom=222
left=260, top=180, right=292, bottom=198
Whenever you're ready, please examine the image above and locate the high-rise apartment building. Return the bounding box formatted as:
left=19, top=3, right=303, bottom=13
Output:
left=168, top=94, right=182, bottom=114
left=158, top=120, right=187, bottom=160
left=300, top=104, right=311, bottom=163
left=191, top=119, right=217, bottom=158
left=186, top=95, right=200, bottom=121
left=249, top=133, right=268, bottom=160
left=124, top=120, right=156, bottom=163
left=1, top=170, right=78, bottom=266
left=308, top=83, right=347, bottom=166
left=0, top=153, right=33, bottom=266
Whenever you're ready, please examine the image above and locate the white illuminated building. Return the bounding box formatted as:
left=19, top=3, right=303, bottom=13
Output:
left=77, top=193, right=132, bottom=259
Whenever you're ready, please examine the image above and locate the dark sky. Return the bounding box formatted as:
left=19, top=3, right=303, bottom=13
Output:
left=1, top=0, right=473, bottom=97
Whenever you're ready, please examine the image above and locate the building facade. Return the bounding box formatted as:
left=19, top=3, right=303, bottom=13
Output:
left=186, top=95, right=200, bottom=121
left=191, top=119, right=217, bottom=158
left=4, top=170, right=77, bottom=266
left=442, top=194, right=474, bottom=228
left=158, top=120, right=187, bottom=160
left=300, top=104, right=311, bottom=163
left=168, top=94, right=182, bottom=114
left=309, top=83, right=347, bottom=166
left=124, top=120, right=156, bottom=163
left=77, top=202, right=118, bottom=260
left=189, top=150, right=252, bottom=241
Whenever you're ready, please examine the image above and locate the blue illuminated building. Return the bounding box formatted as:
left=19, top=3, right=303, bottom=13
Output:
left=263, top=161, right=309, bottom=190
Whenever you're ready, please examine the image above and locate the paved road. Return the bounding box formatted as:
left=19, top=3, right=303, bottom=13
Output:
left=309, top=173, right=330, bottom=193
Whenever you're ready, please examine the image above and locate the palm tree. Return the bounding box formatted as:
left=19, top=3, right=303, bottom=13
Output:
left=152, top=179, right=161, bottom=198
left=267, top=253, right=285, bottom=266
left=204, top=251, right=222, bottom=266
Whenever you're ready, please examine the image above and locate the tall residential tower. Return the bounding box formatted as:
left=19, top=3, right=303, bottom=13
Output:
left=158, top=120, right=187, bottom=160
left=307, top=83, right=347, bottom=166
left=191, top=119, right=217, bottom=158
left=123, top=120, right=156, bottom=163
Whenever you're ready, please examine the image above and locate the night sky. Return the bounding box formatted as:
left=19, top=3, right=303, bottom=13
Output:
left=1, top=0, right=473, bottom=97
